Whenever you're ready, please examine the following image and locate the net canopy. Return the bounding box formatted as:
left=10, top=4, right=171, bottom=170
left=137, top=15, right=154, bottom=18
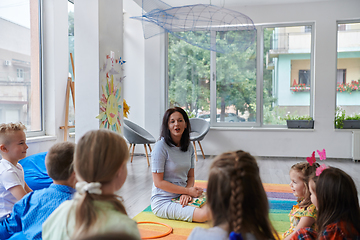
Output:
left=131, top=0, right=256, bottom=53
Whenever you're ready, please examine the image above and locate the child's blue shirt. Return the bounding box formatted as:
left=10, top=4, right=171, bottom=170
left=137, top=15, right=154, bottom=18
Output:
left=0, top=183, right=75, bottom=240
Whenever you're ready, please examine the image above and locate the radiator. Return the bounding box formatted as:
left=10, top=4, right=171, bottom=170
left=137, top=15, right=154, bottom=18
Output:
left=353, top=131, right=360, bottom=162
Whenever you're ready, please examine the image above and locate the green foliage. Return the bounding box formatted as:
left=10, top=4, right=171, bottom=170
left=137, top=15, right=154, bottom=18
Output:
left=281, top=115, right=313, bottom=121
left=335, top=107, right=360, bottom=129
left=263, top=105, right=287, bottom=125
left=168, top=30, right=276, bottom=120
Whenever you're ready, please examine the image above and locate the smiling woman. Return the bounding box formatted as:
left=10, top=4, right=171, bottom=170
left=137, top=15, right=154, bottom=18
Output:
left=150, top=107, right=210, bottom=223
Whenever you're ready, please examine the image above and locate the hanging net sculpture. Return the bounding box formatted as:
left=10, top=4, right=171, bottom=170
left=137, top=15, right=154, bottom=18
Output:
left=131, top=0, right=256, bottom=53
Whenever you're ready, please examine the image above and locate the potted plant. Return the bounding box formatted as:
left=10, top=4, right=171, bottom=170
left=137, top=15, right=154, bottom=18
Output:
left=282, top=115, right=314, bottom=129
left=335, top=107, right=360, bottom=129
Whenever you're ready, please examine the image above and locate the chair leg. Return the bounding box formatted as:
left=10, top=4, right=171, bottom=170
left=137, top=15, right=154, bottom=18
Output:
left=148, top=144, right=152, bottom=152
left=198, top=141, right=205, bottom=159
left=193, top=141, right=198, bottom=162
left=128, top=143, right=132, bottom=152
left=131, top=144, right=136, bottom=163
left=144, top=144, right=150, bottom=167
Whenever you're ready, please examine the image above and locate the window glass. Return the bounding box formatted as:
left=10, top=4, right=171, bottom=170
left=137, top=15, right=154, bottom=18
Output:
left=263, top=25, right=313, bottom=125
left=0, top=0, right=42, bottom=132
left=68, top=1, right=75, bottom=128
left=216, top=30, right=257, bottom=123
left=168, top=33, right=210, bottom=118
left=336, top=22, right=360, bottom=120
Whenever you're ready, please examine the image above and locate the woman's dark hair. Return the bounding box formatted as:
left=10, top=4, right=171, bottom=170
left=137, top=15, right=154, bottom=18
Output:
left=160, top=107, right=191, bottom=152
left=316, top=167, right=360, bottom=237
left=207, top=150, right=279, bottom=240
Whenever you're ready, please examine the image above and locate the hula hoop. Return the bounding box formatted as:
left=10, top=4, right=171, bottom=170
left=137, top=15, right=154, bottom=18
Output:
left=137, top=221, right=173, bottom=239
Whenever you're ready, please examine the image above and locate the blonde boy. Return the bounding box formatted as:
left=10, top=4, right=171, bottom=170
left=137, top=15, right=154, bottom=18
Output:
left=0, top=123, right=32, bottom=219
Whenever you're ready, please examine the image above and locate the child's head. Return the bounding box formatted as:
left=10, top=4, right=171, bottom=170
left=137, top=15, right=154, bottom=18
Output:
left=45, top=141, right=75, bottom=181
left=289, top=161, right=319, bottom=207
left=315, top=167, right=360, bottom=235
left=160, top=107, right=190, bottom=152
left=0, top=122, right=27, bottom=162
left=72, top=129, right=129, bottom=238
left=207, top=150, right=278, bottom=240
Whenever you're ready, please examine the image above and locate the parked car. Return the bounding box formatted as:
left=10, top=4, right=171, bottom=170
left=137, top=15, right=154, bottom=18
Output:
left=197, top=113, right=245, bottom=122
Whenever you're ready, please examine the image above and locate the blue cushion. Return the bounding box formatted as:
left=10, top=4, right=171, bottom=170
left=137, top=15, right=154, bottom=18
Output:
left=19, top=152, right=53, bottom=190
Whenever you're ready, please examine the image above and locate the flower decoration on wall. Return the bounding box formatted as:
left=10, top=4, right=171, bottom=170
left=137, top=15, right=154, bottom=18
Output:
left=123, top=99, right=130, bottom=118
left=96, top=75, right=122, bottom=132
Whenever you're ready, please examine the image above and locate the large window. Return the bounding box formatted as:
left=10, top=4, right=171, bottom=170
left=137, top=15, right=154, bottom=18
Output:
left=336, top=22, right=360, bottom=120
left=263, top=25, right=313, bottom=125
left=168, top=24, right=314, bottom=127
left=0, top=0, right=43, bottom=134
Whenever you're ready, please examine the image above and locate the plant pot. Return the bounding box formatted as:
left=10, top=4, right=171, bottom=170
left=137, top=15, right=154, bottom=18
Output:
left=286, top=120, right=314, bottom=129
left=343, top=120, right=360, bottom=129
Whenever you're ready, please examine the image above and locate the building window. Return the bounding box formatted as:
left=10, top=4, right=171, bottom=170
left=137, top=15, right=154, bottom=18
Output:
left=0, top=0, right=43, bottom=134
left=337, top=69, right=346, bottom=84
left=17, top=68, right=24, bottom=80
left=167, top=24, right=314, bottom=127
left=336, top=22, right=360, bottom=120
left=299, top=70, right=311, bottom=86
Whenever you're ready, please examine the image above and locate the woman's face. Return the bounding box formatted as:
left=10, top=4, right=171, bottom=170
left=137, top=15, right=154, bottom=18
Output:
left=168, top=111, right=187, bottom=143
left=309, top=179, right=318, bottom=208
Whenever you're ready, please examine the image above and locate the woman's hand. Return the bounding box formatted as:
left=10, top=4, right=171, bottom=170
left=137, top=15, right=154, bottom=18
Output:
left=187, top=187, right=203, bottom=198
left=179, top=194, right=192, bottom=207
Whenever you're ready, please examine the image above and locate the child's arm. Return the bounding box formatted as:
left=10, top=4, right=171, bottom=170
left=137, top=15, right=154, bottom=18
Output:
left=284, top=217, right=315, bottom=240
left=24, top=182, right=32, bottom=193
left=8, top=185, right=28, bottom=200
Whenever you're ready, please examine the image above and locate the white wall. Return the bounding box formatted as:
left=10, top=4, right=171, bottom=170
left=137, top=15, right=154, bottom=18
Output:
left=124, top=0, right=360, bottom=158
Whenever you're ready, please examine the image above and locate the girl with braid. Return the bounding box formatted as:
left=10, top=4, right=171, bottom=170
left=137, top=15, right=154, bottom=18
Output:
left=283, top=162, right=319, bottom=240
left=43, top=130, right=140, bottom=240
left=188, top=150, right=279, bottom=240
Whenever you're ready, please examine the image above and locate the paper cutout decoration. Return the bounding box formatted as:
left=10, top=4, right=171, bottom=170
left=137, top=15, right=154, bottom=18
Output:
left=317, top=149, right=326, bottom=160
left=306, top=151, right=316, bottom=166
left=96, top=75, right=122, bottom=133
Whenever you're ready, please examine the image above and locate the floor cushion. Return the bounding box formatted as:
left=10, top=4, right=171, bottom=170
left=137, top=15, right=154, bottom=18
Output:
left=19, top=152, right=52, bottom=190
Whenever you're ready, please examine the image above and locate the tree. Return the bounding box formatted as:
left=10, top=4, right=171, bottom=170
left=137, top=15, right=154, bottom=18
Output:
left=168, top=29, right=275, bottom=120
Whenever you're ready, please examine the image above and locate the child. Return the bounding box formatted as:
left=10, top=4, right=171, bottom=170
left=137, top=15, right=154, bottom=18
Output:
left=0, top=122, right=32, bottom=219
left=188, top=150, right=279, bottom=240
left=42, top=129, right=140, bottom=240
left=294, top=167, right=360, bottom=240
left=151, top=107, right=208, bottom=223
left=0, top=141, right=76, bottom=239
left=283, top=162, right=319, bottom=240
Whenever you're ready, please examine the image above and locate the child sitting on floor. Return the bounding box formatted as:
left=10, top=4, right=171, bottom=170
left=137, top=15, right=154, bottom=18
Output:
left=42, top=129, right=140, bottom=240
left=292, top=167, right=360, bottom=240
left=0, top=141, right=76, bottom=239
left=0, top=123, right=32, bottom=220
left=283, top=161, right=319, bottom=240
left=188, top=150, right=279, bottom=240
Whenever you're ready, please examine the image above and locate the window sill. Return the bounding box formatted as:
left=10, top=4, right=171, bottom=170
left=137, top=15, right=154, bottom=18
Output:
left=210, top=126, right=315, bottom=131
left=26, top=135, right=57, bottom=143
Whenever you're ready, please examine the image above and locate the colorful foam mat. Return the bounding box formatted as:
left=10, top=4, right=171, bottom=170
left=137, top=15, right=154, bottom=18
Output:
left=133, top=181, right=296, bottom=239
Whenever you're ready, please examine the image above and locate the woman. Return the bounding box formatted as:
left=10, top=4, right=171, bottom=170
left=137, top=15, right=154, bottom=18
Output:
left=150, top=107, right=209, bottom=222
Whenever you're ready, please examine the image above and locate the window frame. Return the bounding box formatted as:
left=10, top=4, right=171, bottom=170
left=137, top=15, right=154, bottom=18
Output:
left=26, top=0, right=45, bottom=137
left=165, top=22, right=315, bottom=128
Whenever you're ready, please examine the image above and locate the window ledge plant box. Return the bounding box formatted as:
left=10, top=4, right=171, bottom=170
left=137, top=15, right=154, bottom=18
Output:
left=343, top=120, right=360, bottom=129
left=286, top=120, right=314, bottom=129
